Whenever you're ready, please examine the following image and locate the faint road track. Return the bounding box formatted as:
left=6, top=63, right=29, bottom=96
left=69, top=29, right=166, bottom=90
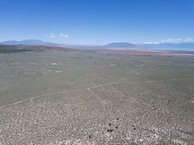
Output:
left=1, top=77, right=194, bottom=110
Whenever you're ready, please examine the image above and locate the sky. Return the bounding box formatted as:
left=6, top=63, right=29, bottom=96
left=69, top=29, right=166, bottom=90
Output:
left=0, top=0, right=194, bottom=45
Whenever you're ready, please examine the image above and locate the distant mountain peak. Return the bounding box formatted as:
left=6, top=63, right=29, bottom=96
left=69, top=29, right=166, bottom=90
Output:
left=104, top=42, right=136, bottom=48
left=1, top=39, right=53, bottom=45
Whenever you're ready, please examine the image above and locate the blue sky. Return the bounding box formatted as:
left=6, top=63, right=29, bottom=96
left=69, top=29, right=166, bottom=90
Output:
left=0, top=0, right=194, bottom=45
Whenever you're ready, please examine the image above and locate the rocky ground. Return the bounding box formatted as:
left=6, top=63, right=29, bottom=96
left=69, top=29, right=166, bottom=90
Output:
left=0, top=50, right=194, bottom=144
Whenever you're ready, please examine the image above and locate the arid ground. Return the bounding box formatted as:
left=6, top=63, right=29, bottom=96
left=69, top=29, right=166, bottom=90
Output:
left=0, top=49, right=194, bottom=144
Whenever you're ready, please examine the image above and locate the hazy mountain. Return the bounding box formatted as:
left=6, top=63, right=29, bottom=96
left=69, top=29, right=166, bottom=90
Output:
left=2, top=40, right=20, bottom=45
left=103, top=42, right=136, bottom=48
left=20, top=39, right=51, bottom=45
left=1, top=39, right=54, bottom=45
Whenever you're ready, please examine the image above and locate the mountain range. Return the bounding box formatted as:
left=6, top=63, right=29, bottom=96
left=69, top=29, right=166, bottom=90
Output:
left=1, top=39, right=194, bottom=51
left=1, top=39, right=53, bottom=45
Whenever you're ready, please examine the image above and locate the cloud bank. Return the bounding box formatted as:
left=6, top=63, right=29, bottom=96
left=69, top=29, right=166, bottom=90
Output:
left=144, top=38, right=194, bottom=44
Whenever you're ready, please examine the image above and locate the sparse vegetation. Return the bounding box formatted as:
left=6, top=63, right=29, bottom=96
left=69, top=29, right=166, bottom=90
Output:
left=0, top=44, right=72, bottom=53
left=0, top=48, right=194, bottom=144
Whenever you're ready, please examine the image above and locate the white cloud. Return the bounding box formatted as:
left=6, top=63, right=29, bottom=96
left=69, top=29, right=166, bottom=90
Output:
left=46, top=33, right=69, bottom=39
left=144, top=42, right=160, bottom=44
left=184, top=37, right=194, bottom=43
left=50, top=33, right=56, bottom=39
left=161, top=38, right=182, bottom=43
left=59, top=33, right=69, bottom=38
left=144, top=38, right=194, bottom=44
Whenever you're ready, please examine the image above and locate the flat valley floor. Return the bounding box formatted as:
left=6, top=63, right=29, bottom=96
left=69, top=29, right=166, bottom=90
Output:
left=0, top=50, right=194, bottom=144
